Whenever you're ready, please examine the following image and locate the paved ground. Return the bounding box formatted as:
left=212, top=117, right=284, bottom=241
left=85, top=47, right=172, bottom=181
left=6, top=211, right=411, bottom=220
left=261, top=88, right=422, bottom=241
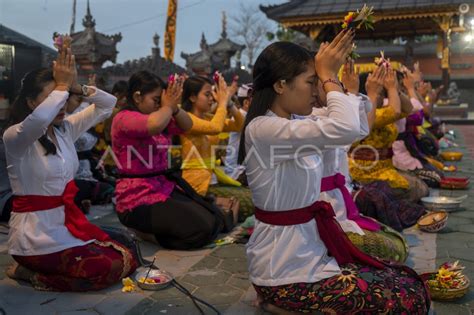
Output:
left=0, top=125, right=473, bottom=314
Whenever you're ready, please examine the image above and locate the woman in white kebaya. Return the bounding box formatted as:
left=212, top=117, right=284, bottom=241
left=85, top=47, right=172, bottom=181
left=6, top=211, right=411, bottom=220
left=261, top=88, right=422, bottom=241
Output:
left=237, top=31, right=429, bottom=314
left=3, top=49, right=137, bottom=291
left=312, top=61, right=410, bottom=263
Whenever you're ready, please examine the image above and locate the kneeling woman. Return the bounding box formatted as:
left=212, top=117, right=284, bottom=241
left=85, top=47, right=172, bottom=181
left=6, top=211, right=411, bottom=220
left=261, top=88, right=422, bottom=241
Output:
left=3, top=49, right=137, bottom=291
left=180, top=75, right=254, bottom=221
left=239, top=36, right=429, bottom=313
left=112, top=71, right=220, bottom=250
left=313, top=63, right=409, bottom=263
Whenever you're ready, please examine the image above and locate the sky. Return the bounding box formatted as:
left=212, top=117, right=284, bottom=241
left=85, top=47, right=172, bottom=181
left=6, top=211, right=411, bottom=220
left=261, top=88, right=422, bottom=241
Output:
left=0, top=0, right=283, bottom=67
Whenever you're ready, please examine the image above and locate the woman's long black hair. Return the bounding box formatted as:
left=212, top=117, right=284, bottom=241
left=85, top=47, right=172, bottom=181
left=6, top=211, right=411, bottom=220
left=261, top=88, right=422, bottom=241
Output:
left=4, top=68, right=57, bottom=155
left=181, top=76, right=213, bottom=112
left=122, top=70, right=166, bottom=112
left=237, top=41, right=314, bottom=164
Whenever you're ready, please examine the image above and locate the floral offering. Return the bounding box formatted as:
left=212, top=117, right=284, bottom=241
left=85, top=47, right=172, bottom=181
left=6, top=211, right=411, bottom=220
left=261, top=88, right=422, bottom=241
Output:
left=342, top=4, right=375, bottom=30
left=375, top=51, right=391, bottom=68
left=53, top=32, right=72, bottom=51
left=427, top=261, right=467, bottom=290
left=342, top=4, right=374, bottom=59
left=121, top=277, right=137, bottom=292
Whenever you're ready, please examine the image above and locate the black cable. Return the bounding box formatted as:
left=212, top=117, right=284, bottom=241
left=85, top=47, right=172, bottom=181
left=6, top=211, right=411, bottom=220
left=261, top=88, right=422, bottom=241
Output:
left=134, top=237, right=220, bottom=314
left=172, top=280, right=221, bottom=315
left=171, top=281, right=205, bottom=315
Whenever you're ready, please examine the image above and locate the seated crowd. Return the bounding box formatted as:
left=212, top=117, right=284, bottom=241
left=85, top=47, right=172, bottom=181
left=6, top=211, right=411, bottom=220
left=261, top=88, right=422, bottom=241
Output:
left=1, top=29, right=456, bottom=313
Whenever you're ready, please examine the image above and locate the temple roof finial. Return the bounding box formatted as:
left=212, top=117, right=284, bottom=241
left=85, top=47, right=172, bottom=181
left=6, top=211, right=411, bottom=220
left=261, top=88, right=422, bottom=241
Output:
left=200, top=32, right=208, bottom=49
left=83, top=0, right=96, bottom=29
left=221, top=11, right=227, bottom=39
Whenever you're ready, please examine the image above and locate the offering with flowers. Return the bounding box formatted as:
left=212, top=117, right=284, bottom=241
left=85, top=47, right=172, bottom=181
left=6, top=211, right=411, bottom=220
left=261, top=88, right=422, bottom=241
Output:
left=342, top=4, right=375, bottom=30
left=213, top=71, right=221, bottom=84
left=138, top=275, right=167, bottom=284
left=342, top=4, right=374, bottom=59
left=121, top=277, right=137, bottom=293
left=53, top=32, right=72, bottom=51
left=374, top=51, right=391, bottom=68
left=423, top=261, right=470, bottom=301
left=427, top=261, right=467, bottom=290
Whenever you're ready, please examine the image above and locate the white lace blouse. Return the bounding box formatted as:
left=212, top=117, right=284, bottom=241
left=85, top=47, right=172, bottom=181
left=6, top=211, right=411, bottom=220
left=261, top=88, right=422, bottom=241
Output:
left=245, top=91, right=361, bottom=286
left=3, top=87, right=115, bottom=256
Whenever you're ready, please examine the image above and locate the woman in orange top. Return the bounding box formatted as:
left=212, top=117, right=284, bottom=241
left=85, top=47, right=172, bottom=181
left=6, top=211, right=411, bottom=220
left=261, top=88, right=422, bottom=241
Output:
left=180, top=75, right=245, bottom=195
left=180, top=75, right=255, bottom=221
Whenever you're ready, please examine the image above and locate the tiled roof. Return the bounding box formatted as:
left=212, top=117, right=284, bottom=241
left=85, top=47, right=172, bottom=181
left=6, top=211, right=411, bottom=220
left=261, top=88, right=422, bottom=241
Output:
left=261, top=0, right=468, bottom=20
left=0, top=24, right=56, bottom=54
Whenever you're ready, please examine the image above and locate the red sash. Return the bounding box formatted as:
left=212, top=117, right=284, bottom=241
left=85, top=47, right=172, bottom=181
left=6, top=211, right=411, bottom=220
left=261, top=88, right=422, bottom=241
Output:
left=12, top=180, right=110, bottom=242
left=255, top=201, right=384, bottom=269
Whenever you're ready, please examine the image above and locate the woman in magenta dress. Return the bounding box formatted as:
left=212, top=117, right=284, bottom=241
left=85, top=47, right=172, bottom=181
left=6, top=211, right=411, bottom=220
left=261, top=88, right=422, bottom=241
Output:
left=112, top=71, right=222, bottom=250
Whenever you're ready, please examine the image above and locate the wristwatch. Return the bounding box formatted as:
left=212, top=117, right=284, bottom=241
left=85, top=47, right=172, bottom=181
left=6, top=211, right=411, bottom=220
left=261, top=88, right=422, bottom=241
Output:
left=81, top=84, right=89, bottom=96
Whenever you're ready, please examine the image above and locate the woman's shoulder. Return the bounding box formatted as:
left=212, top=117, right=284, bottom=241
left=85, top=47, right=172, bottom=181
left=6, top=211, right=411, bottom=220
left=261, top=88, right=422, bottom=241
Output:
left=115, top=109, right=145, bottom=119
left=247, top=114, right=279, bottom=127
left=245, top=115, right=285, bottom=143
left=113, top=109, right=148, bottom=128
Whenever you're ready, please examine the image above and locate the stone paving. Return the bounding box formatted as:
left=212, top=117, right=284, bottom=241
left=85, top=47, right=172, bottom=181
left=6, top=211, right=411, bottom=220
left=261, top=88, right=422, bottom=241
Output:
left=0, top=125, right=473, bottom=315
left=429, top=125, right=474, bottom=315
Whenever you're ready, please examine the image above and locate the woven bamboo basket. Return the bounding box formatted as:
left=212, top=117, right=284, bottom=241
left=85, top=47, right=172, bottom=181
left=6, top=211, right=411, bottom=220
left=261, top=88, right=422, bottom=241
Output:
left=421, top=273, right=470, bottom=301
left=417, top=211, right=448, bottom=233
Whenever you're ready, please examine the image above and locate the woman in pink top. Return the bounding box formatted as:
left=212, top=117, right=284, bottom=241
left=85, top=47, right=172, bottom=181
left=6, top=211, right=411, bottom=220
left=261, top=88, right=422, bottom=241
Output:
left=112, top=71, right=220, bottom=250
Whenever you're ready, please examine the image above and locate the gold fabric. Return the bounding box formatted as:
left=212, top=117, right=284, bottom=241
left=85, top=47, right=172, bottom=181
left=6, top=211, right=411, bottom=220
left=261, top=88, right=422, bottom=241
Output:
left=349, top=106, right=409, bottom=189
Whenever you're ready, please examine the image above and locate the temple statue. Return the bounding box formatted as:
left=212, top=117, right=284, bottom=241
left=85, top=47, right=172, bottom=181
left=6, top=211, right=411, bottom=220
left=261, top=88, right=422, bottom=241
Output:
left=446, top=82, right=461, bottom=103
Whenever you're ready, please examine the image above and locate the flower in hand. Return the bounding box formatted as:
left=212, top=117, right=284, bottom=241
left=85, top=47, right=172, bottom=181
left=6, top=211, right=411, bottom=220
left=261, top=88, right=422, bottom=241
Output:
left=375, top=51, right=391, bottom=68
left=341, top=4, right=375, bottom=30
left=53, top=33, right=72, bottom=51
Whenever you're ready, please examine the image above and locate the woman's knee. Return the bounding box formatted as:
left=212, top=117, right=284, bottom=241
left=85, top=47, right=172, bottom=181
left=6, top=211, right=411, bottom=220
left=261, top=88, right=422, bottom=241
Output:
left=157, top=219, right=216, bottom=250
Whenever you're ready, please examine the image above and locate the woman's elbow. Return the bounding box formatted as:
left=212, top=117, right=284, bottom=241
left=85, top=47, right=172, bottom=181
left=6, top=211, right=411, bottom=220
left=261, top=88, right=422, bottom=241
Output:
left=105, top=95, right=118, bottom=111
left=340, top=124, right=361, bottom=144
left=181, top=120, right=193, bottom=132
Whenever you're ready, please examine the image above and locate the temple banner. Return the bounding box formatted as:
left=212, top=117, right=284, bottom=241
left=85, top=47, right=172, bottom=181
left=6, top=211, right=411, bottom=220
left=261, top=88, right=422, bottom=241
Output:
left=164, top=0, right=178, bottom=62
left=441, top=47, right=450, bottom=69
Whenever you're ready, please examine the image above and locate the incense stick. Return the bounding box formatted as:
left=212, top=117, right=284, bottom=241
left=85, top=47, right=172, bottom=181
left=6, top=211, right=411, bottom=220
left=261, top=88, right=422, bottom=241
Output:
left=144, top=256, right=156, bottom=283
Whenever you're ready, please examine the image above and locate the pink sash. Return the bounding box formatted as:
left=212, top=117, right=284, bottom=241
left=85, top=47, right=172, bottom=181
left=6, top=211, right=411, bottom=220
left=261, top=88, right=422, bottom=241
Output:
left=321, top=173, right=380, bottom=231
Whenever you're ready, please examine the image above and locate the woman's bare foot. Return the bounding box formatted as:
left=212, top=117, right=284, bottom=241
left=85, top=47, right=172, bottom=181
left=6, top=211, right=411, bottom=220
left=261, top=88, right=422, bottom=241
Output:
left=253, top=295, right=302, bottom=315
left=261, top=303, right=303, bottom=315
left=81, top=199, right=91, bottom=214
left=5, top=263, right=34, bottom=282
